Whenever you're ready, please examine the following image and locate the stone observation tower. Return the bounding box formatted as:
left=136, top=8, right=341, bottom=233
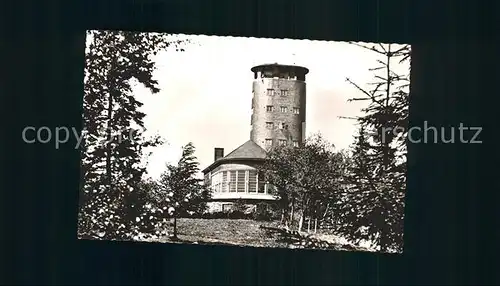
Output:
left=250, top=63, right=309, bottom=150
left=202, top=63, right=309, bottom=213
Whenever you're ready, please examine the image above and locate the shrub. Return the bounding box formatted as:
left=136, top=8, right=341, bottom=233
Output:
left=227, top=210, right=248, bottom=219
left=232, top=200, right=248, bottom=213
left=253, top=202, right=272, bottom=221
left=200, top=211, right=228, bottom=219
left=212, top=212, right=229, bottom=219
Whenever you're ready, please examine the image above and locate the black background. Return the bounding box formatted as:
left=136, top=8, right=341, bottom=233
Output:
left=1, top=0, right=494, bottom=284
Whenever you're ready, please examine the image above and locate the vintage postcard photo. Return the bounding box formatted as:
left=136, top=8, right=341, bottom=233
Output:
left=78, top=30, right=410, bottom=253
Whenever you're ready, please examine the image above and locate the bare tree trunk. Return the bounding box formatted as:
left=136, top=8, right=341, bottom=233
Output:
left=318, top=203, right=331, bottom=234
left=173, top=215, right=178, bottom=239
left=290, top=196, right=295, bottom=230
left=298, top=212, right=304, bottom=232
left=307, top=217, right=311, bottom=232
left=280, top=199, right=288, bottom=229
left=281, top=201, right=288, bottom=228
left=379, top=193, right=389, bottom=252
left=280, top=194, right=288, bottom=225
left=322, top=203, right=330, bottom=219
left=380, top=231, right=388, bottom=252
left=299, top=197, right=309, bottom=233
left=106, top=91, right=114, bottom=194
left=379, top=45, right=391, bottom=253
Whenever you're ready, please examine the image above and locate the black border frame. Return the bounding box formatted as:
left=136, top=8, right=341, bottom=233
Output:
left=2, top=0, right=491, bottom=284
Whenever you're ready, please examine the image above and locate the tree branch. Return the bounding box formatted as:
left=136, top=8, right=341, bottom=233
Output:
left=348, top=42, right=386, bottom=55
left=345, top=78, right=385, bottom=107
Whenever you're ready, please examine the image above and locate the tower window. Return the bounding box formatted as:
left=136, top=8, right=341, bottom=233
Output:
left=266, top=122, right=274, bottom=129
left=280, top=106, right=288, bottom=113
left=293, top=141, right=299, bottom=147
left=278, top=139, right=287, bottom=146
left=279, top=122, right=288, bottom=129
left=266, top=89, right=274, bottom=96
left=265, top=139, right=273, bottom=147
left=293, top=107, right=300, bottom=114
left=280, top=89, right=289, bottom=96
left=266, top=105, right=274, bottom=112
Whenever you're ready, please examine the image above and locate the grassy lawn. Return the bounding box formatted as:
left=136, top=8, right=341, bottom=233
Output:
left=154, top=218, right=374, bottom=252
left=159, top=218, right=288, bottom=248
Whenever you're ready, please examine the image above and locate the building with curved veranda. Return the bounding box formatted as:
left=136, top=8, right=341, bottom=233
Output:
left=202, top=63, right=309, bottom=213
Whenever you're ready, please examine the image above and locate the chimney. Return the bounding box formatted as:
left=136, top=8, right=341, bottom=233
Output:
left=214, top=148, right=224, bottom=161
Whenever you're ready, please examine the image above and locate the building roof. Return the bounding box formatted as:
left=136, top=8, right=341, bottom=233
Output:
left=251, top=63, right=309, bottom=74
left=202, top=140, right=267, bottom=174
left=224, top=140, right=267, bottom=160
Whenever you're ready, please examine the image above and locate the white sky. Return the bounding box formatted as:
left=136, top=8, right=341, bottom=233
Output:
left=122, top=34, right=410, bottom=179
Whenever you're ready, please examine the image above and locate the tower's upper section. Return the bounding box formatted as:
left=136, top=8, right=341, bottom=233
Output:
left=250, top=63, right=308, bottom=151
left=251, top=63, right=309, bottom=81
